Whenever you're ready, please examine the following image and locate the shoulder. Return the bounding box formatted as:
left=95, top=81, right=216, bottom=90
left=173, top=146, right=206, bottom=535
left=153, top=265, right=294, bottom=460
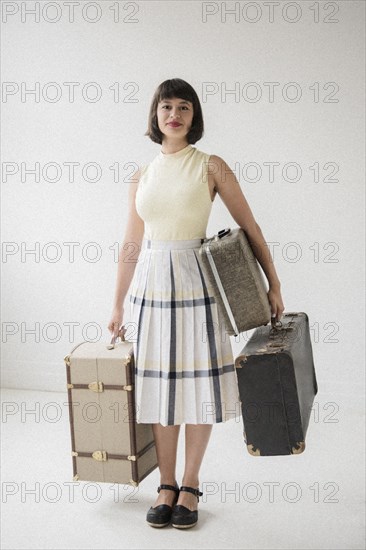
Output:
left=207, top=154, right=225, bottom=168
left=207, top=154, right=230, bottom=179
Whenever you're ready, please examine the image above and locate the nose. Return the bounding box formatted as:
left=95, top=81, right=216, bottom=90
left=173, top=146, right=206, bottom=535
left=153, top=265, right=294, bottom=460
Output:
left=170, top=108, right=181, bottom=118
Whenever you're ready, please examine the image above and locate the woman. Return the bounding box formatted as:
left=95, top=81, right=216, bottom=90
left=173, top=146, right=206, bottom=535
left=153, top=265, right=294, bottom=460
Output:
left=108, top=78, right=284, bottom=529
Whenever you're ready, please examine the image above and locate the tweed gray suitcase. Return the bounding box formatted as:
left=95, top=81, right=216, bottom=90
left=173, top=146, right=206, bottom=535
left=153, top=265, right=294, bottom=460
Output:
left=235, top=312, right=318, bottom=456
left=199, top=227, right=271, bottom=335
left=64, top=336, right=158, bottom=486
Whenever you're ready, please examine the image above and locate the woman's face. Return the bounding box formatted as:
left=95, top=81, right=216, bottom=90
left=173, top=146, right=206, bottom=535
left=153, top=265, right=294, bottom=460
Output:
left=156, top=96, right=194, bottom=140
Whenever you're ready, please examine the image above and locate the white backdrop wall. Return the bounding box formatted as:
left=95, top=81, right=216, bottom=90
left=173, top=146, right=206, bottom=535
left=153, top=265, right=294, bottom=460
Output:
left=1, top=1, right=365, bottom=398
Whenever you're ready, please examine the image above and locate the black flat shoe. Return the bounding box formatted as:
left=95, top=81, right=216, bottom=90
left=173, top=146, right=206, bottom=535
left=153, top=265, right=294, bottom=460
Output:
left=171, top=486, right=203, bottom=529
left=146, top=483, right=180, bottom=528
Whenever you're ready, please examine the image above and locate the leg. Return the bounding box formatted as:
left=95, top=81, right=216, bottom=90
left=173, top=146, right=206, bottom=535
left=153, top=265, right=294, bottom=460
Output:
left=152, top=423, right=180, bottom=507
left=177, top=423, right=213, bottom=511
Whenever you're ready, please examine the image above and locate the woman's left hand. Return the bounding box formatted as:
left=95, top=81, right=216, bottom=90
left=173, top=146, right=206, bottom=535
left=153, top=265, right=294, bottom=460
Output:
left=267, top=286, right=285, bottom=322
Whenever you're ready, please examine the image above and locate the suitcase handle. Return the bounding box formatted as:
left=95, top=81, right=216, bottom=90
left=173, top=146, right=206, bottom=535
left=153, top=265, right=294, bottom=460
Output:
left=107, top=325, right=127, bottom=350
left=217, top=227, right=231, bottom=239
left=270, top=317, right=283, bottom=331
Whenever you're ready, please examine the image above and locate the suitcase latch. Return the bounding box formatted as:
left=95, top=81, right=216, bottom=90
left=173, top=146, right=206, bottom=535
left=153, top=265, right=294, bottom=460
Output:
left=88, top=381, right=104, bottom=392
left=92, top=450, right=107, bottom=461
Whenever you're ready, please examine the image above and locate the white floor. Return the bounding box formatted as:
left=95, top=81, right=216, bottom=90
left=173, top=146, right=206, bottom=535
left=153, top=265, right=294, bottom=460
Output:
left=1, top=386, right=365, bottom=550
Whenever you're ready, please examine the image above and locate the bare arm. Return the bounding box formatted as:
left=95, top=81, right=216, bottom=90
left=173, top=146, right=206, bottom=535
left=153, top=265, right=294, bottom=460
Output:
left=209, top=154, right=285, bottom=320
left=209, top=155, right=281, bottom=290
left=111, top=167, right=145, bottom=312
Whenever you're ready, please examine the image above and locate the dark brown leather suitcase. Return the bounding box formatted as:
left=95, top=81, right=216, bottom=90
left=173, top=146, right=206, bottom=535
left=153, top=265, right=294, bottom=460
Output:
left=234, top=312, right=318, bottom=456
left=64, top=336, right=158, bottom=486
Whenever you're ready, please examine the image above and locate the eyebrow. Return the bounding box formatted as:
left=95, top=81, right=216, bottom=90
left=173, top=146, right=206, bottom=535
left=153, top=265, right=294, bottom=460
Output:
left=160, top=99, right=191, bottom=104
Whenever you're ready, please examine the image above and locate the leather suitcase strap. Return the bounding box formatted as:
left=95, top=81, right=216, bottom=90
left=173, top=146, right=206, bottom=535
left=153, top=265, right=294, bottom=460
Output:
left=67, top=382, right=133, bottom=392
left=72, top=440, right=156, bottom=462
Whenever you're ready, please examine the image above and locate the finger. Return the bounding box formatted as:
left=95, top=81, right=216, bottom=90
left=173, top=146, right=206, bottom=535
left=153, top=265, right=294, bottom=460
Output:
left=113, top=322, right=120, bottom=336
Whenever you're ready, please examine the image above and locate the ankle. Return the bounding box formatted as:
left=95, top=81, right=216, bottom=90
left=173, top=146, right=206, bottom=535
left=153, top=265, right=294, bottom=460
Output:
left=159, top=479, right=178, bottom=488
left=181, top=479, right=199, bottom=489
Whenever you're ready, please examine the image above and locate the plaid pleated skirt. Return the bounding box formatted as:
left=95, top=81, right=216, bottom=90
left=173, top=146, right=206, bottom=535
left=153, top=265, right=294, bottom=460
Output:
left=128, top=236, right=241, bottom=426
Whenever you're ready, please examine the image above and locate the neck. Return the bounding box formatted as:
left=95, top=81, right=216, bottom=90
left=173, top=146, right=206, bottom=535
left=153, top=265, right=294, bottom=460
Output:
left=160, top=139, right=189, bottom=155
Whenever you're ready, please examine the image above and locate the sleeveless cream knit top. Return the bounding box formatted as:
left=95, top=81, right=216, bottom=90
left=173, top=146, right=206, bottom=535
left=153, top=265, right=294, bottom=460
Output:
left=135, top=143, right=213, bottom=240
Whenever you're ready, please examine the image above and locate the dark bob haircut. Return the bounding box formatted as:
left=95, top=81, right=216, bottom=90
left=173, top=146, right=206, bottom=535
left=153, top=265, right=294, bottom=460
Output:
left=144, top=78, right=204, bottom=145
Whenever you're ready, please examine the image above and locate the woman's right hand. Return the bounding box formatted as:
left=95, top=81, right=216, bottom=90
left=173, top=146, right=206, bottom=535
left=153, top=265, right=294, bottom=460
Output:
left=108, top=307, right=127, bottom=339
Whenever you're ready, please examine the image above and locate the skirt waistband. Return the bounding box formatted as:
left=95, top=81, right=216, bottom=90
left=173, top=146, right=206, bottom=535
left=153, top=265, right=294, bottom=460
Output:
left=142, top=237, right=204, bottom=250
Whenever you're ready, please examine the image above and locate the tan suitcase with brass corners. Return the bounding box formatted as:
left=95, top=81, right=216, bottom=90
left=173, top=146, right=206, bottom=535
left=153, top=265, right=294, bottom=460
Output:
left=64, top=334, right=158, bottom=486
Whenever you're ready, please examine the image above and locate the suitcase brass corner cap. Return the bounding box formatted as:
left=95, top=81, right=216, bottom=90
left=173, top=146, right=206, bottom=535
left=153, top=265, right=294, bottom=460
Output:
left=248, top=445, right=261, bottom=456
left=292, top=441, right=305, bottom=454
left=235, top=357, right=247, bottom=368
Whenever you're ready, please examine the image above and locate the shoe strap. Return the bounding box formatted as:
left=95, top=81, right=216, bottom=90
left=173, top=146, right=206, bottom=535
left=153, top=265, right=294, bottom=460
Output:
left=179, top=486, right=203, bottom=501
left=157, top=484, right=179, bottom=494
